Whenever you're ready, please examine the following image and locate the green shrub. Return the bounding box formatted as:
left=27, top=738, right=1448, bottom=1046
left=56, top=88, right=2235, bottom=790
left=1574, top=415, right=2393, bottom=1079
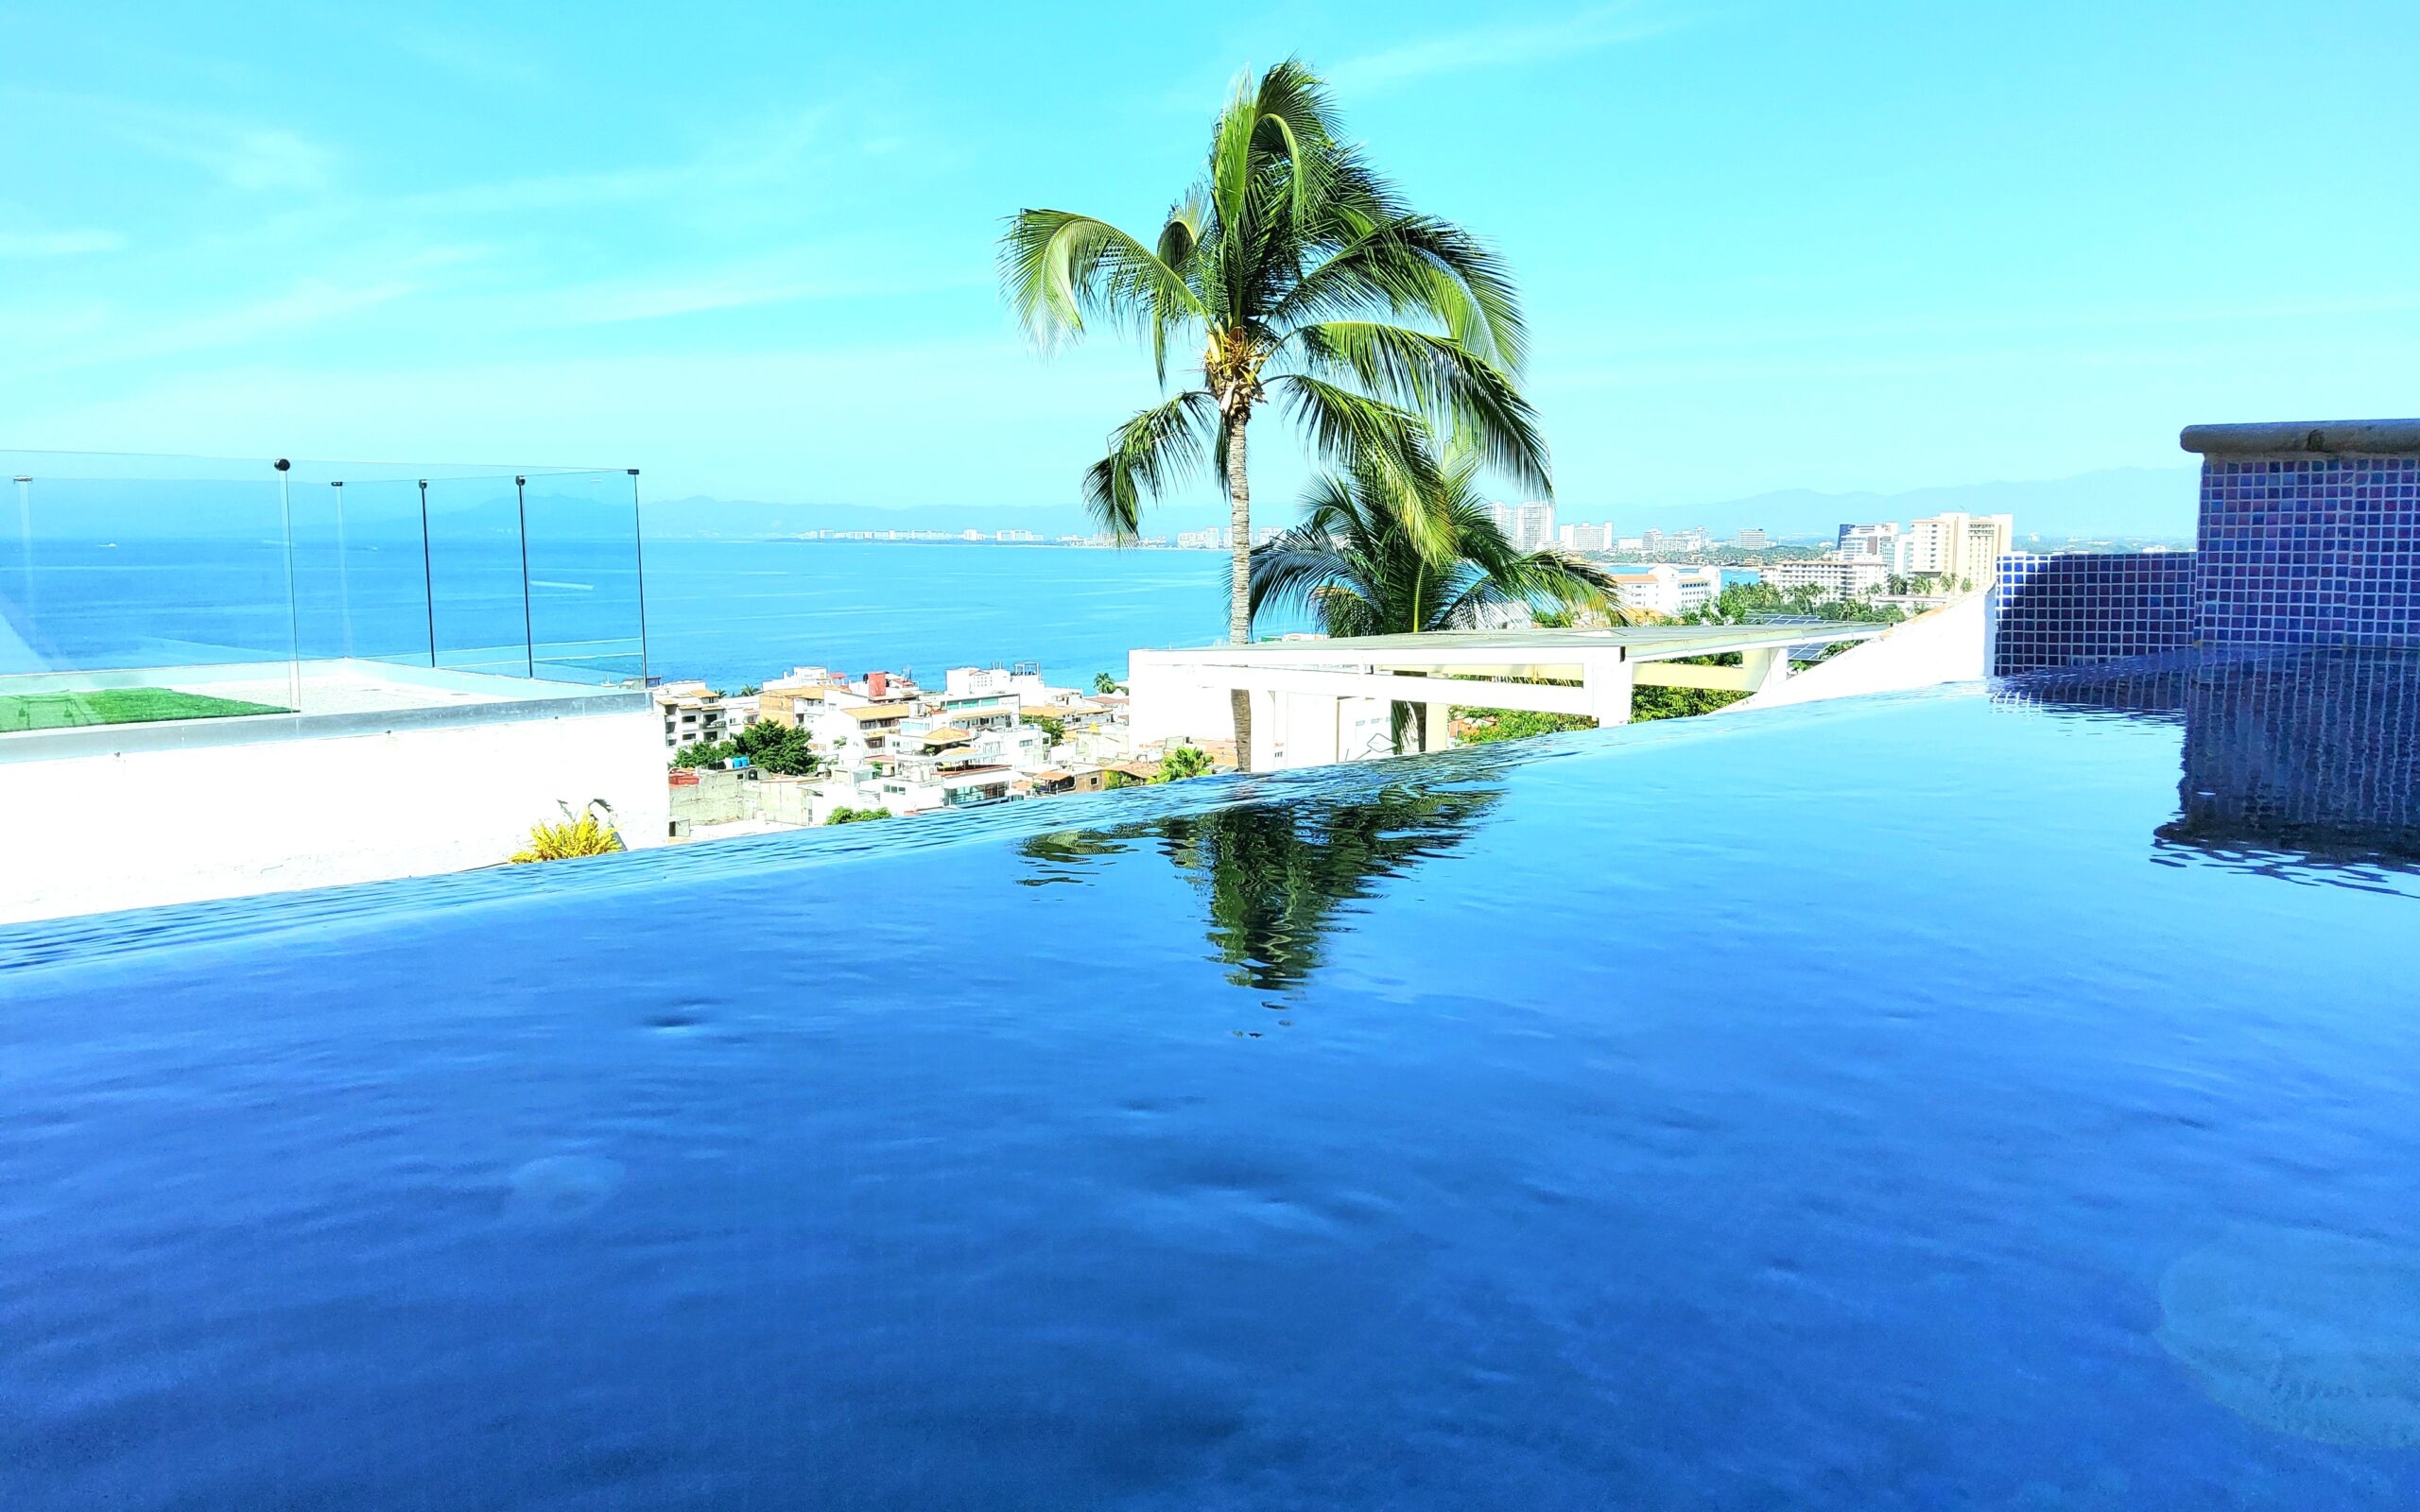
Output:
left=510, top=801, right=625, bottom=863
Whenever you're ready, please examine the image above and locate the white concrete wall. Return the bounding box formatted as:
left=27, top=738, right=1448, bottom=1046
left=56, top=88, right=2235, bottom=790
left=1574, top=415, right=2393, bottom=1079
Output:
left=1129, top=650, right=1401, bottom=765
left=1730, top=593, right=1988, bottom=713
left=0, top=707, right=669, bottom=924
left=1125, top=650, right=1239, bottom=747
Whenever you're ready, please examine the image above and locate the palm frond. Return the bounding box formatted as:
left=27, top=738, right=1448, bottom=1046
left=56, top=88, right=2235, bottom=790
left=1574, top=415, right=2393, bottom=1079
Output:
left=1280, top=321, right=1550, bottom=498
left=1270, top=216, right=1527, bottom=372
left=1151, top=192, right=1208, bottom=384
left=999, top=210, right=1205, bottom=349
left=1080, top=391, right=1219, bottom=541
left=1267, top=374, right=1451, bottom=557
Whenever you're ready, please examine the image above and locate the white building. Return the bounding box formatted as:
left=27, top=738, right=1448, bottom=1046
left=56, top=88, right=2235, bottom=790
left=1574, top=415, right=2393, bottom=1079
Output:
left=807, top=699, right=914, bottom=761
left=1901, top=512, right=2014, bottom=587
left=1489, top=500, right=1557, bottom=551
left=656, top=681, right=752, bottom=752
left=1604, top=563, right=1724, bottom=617
left=1633, top=526, right=1714, bottom=556
left=1556, top=522, right=1614, bottom=552
left=1837, top=522, right=1902, bottom=560
left=1762, top=558, right=1892, bottom=600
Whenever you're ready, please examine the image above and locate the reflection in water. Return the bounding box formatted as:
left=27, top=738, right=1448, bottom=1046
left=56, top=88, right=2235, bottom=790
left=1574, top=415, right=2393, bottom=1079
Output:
left=2002, top=648, right=2420, bottom=877
left=1020, top=782, right=1501, bottom=993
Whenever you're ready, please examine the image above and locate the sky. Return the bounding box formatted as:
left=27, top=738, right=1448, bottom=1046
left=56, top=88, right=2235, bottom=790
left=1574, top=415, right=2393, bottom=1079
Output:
left=2, top=0, right=2415, bottom=521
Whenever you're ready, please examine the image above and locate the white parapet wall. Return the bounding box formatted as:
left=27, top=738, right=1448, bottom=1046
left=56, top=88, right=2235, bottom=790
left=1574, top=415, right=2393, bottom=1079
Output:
left=1125, top=648, right=1241, bottom=747
left=1729, top=593, right=1988, bottom=713
left=0, top=691, right=668, bottom=924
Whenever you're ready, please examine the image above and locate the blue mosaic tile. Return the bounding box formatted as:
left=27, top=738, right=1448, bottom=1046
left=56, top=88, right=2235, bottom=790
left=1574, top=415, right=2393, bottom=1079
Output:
left=1989, top=449, right=2420, bottom=670
left=2197, top=455, right=2420, bottom=647
left=1991, top=551, right=2195, bottom=674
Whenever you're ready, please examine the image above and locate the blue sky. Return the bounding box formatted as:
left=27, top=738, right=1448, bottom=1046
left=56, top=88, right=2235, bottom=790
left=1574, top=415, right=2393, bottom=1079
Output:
left=2, top=0, right=2414, bottom=517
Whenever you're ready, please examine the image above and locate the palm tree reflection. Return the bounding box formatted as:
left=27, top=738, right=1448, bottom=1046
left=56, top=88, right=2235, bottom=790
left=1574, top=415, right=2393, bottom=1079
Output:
left=1019, top=782, right=1501, bottom=994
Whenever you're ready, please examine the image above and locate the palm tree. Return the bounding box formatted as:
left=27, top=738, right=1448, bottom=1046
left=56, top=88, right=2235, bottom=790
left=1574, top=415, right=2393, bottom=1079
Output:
left=1248, top=447, right=1629, bottom=752
left=1000, top=59, right=1549, bottom=769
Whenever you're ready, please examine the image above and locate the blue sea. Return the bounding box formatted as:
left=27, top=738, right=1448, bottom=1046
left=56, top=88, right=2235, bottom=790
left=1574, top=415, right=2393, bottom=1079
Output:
left=6, top=536, right=1760, bottom=691
left=643, top=541, right=1254, bottom=688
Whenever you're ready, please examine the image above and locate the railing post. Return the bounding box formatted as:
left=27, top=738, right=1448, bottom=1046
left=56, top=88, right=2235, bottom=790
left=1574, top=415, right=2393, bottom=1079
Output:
left=11, top=474, right=33, bottom=651
left=514, top=474, right=534, bottom=679
left=629, top=469, right=648, bottom=686
left=417, top=480, right=437, bottom=667
left=330, top=480, right=354, bottom=661
left=275, top=459, right=301, bottom=712
left=1583, top=650, right=1634, bottom=727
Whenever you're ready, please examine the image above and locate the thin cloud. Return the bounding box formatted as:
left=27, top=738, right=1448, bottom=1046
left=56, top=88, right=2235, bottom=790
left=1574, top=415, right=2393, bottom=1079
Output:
left=519, top=253, right=988, bottom=329
left=15, top=91, right=337, bottom=193
left=1330, top=3, right=1686, bottom=94
left=0, top=228, right=126, bottom=257
left=397, top=106, right=837, bottom=216
left=380, top=24, right=552, bottom=91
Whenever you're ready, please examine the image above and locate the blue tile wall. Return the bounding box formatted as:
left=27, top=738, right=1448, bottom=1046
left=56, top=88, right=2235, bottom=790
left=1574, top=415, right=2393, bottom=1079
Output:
left=2197, top=455, right=2420, bottom=647
left=1991, top=551, right=2196, bottom=674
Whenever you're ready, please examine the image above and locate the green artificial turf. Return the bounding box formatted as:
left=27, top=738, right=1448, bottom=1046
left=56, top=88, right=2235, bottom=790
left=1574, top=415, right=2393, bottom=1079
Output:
left=0, top=686, right=293, bottom=732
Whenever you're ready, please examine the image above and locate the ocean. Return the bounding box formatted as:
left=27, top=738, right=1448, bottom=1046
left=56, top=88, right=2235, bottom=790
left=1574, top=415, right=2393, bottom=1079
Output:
left=4, top=537, right=1758, bottom=692
left=643, top=541, right=1258, bottom=688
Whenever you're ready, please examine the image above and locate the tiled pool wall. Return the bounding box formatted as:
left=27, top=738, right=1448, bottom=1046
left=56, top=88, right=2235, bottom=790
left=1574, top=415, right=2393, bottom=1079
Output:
left=1991, top=421, right=2420, bottom=674
left=2198, top=454, right=2420, bottom=647
left=1991, top=552, right=2194, bottom=674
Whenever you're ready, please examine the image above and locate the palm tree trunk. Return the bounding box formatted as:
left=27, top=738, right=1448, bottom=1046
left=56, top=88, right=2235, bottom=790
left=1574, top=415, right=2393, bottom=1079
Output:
left=1225, top=417, right=1253, bottom=772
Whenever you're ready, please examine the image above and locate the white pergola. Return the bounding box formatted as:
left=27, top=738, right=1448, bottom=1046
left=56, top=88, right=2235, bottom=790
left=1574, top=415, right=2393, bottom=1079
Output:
left=1127, top=623, right=1889, bottom=770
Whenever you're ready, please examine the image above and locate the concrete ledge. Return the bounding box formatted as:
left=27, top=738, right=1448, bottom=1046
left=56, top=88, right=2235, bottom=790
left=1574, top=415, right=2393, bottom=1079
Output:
left=2181, top=420, right=2420, bottom=456
left=2, top=684, right=650, bottom=763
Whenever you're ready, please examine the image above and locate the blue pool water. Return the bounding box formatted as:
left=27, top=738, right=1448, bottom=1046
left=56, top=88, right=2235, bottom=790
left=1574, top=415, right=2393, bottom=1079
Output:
left=6, top=651, right=2420, bottom=1508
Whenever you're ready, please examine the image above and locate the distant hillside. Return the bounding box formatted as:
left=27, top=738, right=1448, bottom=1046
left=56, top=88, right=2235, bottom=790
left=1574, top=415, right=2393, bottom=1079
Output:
left=638, top=466, right=2203, bottom=544
left=1627, top=467, right=2199, bottom=541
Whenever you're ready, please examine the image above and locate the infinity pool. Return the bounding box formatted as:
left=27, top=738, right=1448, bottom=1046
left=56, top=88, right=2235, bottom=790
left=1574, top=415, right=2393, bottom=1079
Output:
left=6, top=651, right=2418, bottom=1509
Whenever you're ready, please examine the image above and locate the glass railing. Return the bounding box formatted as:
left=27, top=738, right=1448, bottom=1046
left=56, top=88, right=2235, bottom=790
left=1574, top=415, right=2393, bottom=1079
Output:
left=0, top=451, right=647, bottom=738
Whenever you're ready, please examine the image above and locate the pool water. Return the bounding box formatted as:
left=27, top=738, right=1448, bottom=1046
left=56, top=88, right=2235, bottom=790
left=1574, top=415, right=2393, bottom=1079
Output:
left=6, top=650, right=2419, bottom=1509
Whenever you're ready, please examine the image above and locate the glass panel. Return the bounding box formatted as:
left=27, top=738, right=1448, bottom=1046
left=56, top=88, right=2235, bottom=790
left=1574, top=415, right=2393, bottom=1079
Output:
left=0, top=451, right=648, bottom=744
left=0, top=451, right=298, bottom=734
left=286, top=477, right=441, bottom=671
left=421, top=474, right=534, bottom=680
left=522, top=470, right=646, bottom=687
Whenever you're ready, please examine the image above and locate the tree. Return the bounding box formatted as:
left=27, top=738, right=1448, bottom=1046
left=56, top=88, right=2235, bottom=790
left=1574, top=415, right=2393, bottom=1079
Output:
left=1028, top=714, right=1067, bottom=745
left=1684, top=581, right=1905, bottom=628
left=1454, top=709, right=1595, bottom=745
left=673, top=719, right=821, bottom=776
left=1092, top=672, right=1123, bottom=696
left=1155, top=745, right=1213, bottom=782
left=1002, top=59, right=1550, bottom=771
left=825, top=806, right=891, bottom=826
left=1247, top=444, right=1624, bottom=751
left=730, top=718, right=820, bottom=776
